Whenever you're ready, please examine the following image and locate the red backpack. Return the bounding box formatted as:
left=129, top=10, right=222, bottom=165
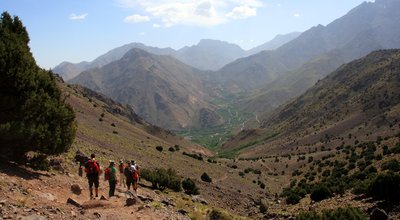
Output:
left=85, top=159, right=100, bottom=175
left=104, top=168, right=110, bottom=180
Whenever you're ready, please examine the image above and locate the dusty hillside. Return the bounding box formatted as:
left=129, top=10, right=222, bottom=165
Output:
left=0, top=81, right=296, bottom=219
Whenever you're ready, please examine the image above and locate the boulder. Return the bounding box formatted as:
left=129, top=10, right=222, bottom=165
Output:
left=70, top=184, right=83, bottom=195
left=67, top=198, right=82, bottom=208
left=126, top=198, right=137, bottom=206
left=191, top=195, right=208, bottom=205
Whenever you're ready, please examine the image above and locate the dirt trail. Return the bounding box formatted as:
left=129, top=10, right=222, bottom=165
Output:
left=0, top=162, right=189, bottom=220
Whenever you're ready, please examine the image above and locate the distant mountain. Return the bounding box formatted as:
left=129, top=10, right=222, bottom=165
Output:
left=176, top=39, right=246, bottom=71
left=54, top=39, right=248, bottom=80
left=70, top=48, right=222, bottom=130
left=215, top=0, right=400, bottom=94
left=222, top=49, right=400, bottom=157
left=247, top=32, right=301, bottom=55
left=54, top=43, right=176, bottom=80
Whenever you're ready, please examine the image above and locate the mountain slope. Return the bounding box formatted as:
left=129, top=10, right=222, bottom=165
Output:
left=222, top=49, right=400, bottom=157
left=215, top=0, right=400, bottom=94
left=69, top=48, right=222, bottom=130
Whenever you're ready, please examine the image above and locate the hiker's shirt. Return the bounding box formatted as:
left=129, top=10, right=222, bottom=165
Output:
left=108, top=167, right=117, bottom=183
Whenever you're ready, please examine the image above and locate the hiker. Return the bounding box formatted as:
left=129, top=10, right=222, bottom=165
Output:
left=124, top=161, right=134, bottom=191
left=118, top=159, right=126, bottom=188
left=104, top=160, right=118, bottom=197
left=84, top=153, right=100, bottom=199
left=131, top=160, right=140, bottom=192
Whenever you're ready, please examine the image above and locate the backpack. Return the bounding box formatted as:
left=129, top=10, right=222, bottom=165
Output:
left=104, top=168, right=110, bottom=180
left=132, top=165, right=139, bottom=181
left=85, top=159, right=99, bottom=175
left=128, top=166, right=138, bottom=181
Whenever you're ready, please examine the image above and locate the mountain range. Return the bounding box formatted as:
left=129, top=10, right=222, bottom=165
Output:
left=64, top=0, right=400, bottom=141
left=54, top=32, right=301, bottom=81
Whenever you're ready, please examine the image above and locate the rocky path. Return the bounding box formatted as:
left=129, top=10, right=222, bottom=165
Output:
left=0, top=162, right=190, bottom=220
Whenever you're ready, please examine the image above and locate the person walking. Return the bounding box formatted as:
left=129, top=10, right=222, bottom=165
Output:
left=131, top=160, right=140, bottom=192
left=84, top=153, right=100, bottom=199
left=124, top=161, right=135, bottom=191
left=105, top=160, right=118, bottom=197
left=118, top=160, right=126, bottom=188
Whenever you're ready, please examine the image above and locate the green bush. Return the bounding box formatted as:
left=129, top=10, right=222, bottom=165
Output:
left=296, top=207, right=367, bottom=220
left=381, top=159, right=400, bottom=172
left=182, top=178, right=199, bottom=195
left=259, top=199, right=268, bottom=214
left=0, top=12, right=76, bottom=161
left=310, top=184, right=332, bottom=202
left=140, top=168, right=181, bottom=192
left=156, top=146, right=163, bottom=152
left=285, top=191, right=302, bottom=205
left=168, top=146, right=175, bottom=152
left=201, top=172, right=212, bottom=182
left=367, top=171, right=400, bottom=203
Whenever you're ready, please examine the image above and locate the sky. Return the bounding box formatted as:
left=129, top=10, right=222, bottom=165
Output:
left=1, top=0, right=374, bottom=69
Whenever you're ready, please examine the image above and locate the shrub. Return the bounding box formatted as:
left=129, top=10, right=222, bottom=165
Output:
left=367, top=172, right=400, bottom=203
left=259, top=199, right=268, bottom=214
left=285, top=191, right=302, bottom=205
left=381, top=159, right=400, bottom=172
left=156, top=146, right=163, bottom=152
left=182, top=178, right=199, bottom=195
left=201, top=172, right=212, bottom=182
left=296, top=207, right=367, bottom=220
left=168, top=147, right=175, bottom=152
left=310, top=184, right=332, bottom=202
left=140, top=168, right=181, bottom=192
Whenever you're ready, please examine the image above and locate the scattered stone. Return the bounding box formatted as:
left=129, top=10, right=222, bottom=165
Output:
left=93, top=212, right=101, bottom=218
left=126, top=198, right=137, bottom=206
left=39, top=192, right=56, bottom=202
left=100, top=195, right=107, bottom=200
left=2, top=215, right=13, bottom=219
left=178, top=209, right=188, bottom=215
left=0, top=200, right=6, bottom=205
left=137, top=195, right=153, bottom=202
left=21, top=214, right=47, bottom=220
left=67, top=198, right=82, bottom=208
left=70, top=184, right=83, bottom=195
left=191, top=195, right=208, bottom=205
left=71, top=211, right=77, bottom=217
left=79, top=209, right=86, bottom=215
left=161, top=198, right=176, bottom=207
left=370, top=208, right=388, bottom=220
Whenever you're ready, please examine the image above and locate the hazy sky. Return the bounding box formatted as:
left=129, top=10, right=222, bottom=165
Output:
left=2, top=0, right=373, bottom=69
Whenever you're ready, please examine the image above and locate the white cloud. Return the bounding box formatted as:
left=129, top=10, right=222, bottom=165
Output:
left=226, top=5, right=256, bottom=19
left=152, top=23, right=161, bottom=28
left=69, top=13, right=88, bottom=20
left=116, top=0, right=263, bottom=27
left=124, top=14, right=150, bottom=23
left=294, top=13, right=301, bottom=17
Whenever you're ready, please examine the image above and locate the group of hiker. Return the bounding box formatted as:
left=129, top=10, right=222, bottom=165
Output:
left=80, top=153, right=140, bottom=199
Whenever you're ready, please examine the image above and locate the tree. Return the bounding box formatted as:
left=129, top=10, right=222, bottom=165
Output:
left=201, top=172, right=212, bottom=182
left=0, top=12, right=76, bottom=161
left=182, top=178, right=199, bottom=195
